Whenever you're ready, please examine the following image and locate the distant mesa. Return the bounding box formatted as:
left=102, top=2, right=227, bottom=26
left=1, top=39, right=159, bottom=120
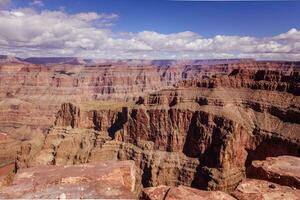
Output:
left=0, top=55, right=256, bottom=66
left=22, top=57, right=88, bottom=65
left=0, top=55, right=24, bottom=64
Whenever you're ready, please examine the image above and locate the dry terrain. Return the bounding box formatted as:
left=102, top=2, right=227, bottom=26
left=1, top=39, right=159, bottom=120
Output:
left=0, top=57, right=299, bottom=199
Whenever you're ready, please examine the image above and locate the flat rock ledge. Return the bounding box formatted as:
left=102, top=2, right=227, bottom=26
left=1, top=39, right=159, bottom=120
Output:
left=248, top=156, right=300, bottom=188
left=142, top=185, right=236, bottom=200
left=232, top=178, right=300, bottom=200
left=0, top=161, right=137, bottom=199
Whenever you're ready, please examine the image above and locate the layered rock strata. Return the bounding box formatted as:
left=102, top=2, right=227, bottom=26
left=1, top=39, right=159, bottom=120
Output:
left=1, top=60, right=298, bottom=137
left=17, top=74, right=300, bottom=192
left=2, top=60, right=299, bottom=196
left=1, top=60, right=299, bottom=163
left=17, top=126, right=200, bottom=189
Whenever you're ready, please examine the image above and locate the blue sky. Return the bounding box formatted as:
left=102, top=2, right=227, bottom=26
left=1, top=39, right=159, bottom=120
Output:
left=13, top=0, right=300, bottom=37
left=1, top=0, right=300, bottom=59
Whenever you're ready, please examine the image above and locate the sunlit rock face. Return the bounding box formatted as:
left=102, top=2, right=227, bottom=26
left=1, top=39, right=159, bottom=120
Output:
left=0, top=160, right=137, bottom=199
left=0, top=58, right=260, bottom=164
left=142, top=185, right=236, bottom=200
left=247, top=156, right=300, bottom=188
left=232, top=179, right=300, bottom=200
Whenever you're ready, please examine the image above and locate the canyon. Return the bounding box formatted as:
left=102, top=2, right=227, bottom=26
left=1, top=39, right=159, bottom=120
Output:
left=0, top=56, right=299, bottom=199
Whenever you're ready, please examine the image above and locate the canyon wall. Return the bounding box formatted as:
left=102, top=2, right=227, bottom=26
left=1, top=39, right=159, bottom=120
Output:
left=1, top=59, right=270, bottom=165
left=14, top=63, right=300, bottom=193
left=1, top=59, right=298, bottom=137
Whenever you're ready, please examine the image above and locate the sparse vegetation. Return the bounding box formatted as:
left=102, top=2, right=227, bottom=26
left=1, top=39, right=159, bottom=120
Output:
left=80, top=100, right=135, bottom=110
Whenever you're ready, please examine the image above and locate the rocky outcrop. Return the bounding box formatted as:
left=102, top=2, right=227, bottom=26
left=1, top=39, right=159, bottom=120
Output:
left=18, top=126, right=200, bottom=189
left=0, top=161, right=137, bottom=199
left=142, top=185, right=235, bottom=200
left=48, top=68, right=299, bottom=189
left=17, top=89, right=300, bottom=192
left=17, top=66, right=300, bottom=192
left=1, top=59, right=298, bottom=141
left=3, top=59, right=300, bottom=197
left=232, top=179, right=300, bottom=200
left=91, top=140, right=200, bottom=188
left=247, top=156, right=300, bottom=188
left=232, top=156, right=300, bottom=199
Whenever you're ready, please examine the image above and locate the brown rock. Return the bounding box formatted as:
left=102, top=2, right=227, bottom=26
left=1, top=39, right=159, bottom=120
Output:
left=232, top=179, right=300, bottom=200
left=143, top=185, right=235, bottom=200
left=142, top=185, right=171, bottom=200
left=0, top=132, right=20, bottom=167
left=17, top=81, right=300, bottom=191
left=0, top=164, right=14, bottom=187
left=3, top=59, right=300, bottom=193
left=248, top=156, right=300, bottom=188
left=0, top=161, right=137, bottom=199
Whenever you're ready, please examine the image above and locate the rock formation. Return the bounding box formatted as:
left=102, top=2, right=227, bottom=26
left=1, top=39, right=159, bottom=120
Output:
left=0, top=58, right=264, bottom=164
left=0, top=161, right=137, bottom=199
left=232, top=179, right=300, bottom=200
left=0, top=58, right=299, bottom=198
left=247, top=156, right=300, bottom=188
left=142, top=185, right=235, bottom=200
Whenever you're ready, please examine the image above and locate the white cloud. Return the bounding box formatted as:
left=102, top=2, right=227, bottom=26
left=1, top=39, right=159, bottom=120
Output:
left=274, top=28, right=300, bottom=41
left=30, top=0, right=44, bottom=7
left=0, top=6, right=299, bottom=60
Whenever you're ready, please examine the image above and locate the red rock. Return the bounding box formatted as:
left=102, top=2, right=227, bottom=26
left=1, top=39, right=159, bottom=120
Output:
left=2, top=59, right=300, bottom=193
left=232, top=179, right=300, bottom=200
left=0, top=164, right=14, bottom=187
left=142, top=185, right=171, bottom=200
left=0, top=132, right=20, bottom=167
left=0, top=164, right=14, bottom=178
left=248, top=156, right=300, bottom=188
left=179, top=69, right=300, bottom=95
left=17, top=76, right=300, bottom=191
left=143, top=185, right=235, bottom=200
left=0, top=161, right=137, bottom=199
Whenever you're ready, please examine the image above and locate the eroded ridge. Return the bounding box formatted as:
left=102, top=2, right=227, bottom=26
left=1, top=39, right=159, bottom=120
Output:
left=14, top=65, right=299, bottom=193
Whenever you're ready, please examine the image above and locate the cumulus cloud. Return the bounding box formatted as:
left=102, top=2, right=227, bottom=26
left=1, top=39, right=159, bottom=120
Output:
left=0, top=7, right=299, bottom=60
left=30, top=0, right=44, bottom=7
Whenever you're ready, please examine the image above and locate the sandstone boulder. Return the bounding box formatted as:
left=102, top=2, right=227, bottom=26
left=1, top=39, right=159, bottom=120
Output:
left=248, top=156, right=300, bottom=188
left=232, top=178, right=300, bottom=200
left=142, top=185, right=235, bottom=200
left=0, top=161, right=137, bottom=199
